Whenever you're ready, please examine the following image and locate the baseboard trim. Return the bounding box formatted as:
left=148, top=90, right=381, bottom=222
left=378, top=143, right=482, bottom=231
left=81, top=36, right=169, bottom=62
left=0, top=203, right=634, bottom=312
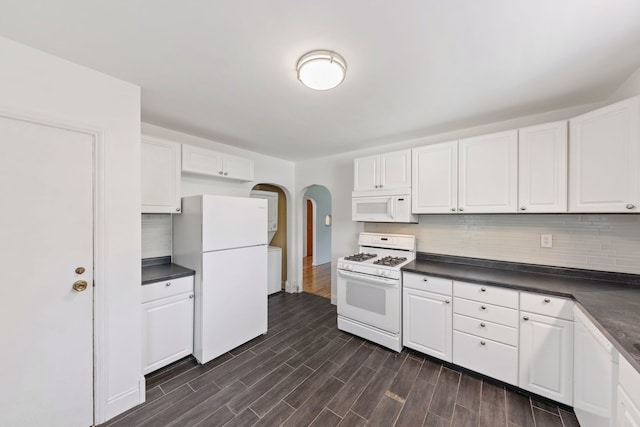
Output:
left=104, top=378, right=145, bottom=422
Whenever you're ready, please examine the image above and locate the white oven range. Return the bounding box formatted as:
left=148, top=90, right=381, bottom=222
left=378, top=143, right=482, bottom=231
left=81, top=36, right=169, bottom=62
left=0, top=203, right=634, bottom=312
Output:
left=337, top=232, right=416, bottom=352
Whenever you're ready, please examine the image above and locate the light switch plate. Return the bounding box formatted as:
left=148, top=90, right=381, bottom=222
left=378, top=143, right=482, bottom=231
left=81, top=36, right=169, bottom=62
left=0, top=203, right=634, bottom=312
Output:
left=540, top=234, right=553, bottom=248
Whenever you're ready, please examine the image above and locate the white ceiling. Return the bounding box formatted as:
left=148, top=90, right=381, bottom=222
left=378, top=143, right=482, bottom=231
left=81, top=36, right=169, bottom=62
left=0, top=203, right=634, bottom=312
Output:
left=1, top=1, right=639, bottom=161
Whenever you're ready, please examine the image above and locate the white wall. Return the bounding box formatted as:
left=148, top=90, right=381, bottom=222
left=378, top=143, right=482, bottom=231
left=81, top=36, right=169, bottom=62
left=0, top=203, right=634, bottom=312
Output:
left=608, top=65, right=640, bottom=102
left=304, top=186, right=332, bottom=265
left=141, top=123, right=299, bottom=290
left=0, top=37, right=141, bottom=422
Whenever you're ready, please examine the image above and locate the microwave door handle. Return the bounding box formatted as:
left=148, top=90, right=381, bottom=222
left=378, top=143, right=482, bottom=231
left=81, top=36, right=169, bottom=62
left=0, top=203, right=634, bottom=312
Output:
left=389, top=198, right=395, bottom=219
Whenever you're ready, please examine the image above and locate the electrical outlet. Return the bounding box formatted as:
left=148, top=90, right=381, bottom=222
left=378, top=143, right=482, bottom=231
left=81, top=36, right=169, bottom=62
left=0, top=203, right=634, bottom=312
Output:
left=540, top=234, right=553, bottom=248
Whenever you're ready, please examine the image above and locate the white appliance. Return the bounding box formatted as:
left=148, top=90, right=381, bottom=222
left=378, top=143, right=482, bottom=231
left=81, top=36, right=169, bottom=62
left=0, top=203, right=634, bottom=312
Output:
left=351, top=191, right=418, bottom=223
left=267, top=245, right=282, bottom=295
left=173, top=195, right=268, bottom=364
left=250, top=189, right=278, bottom=243
left=573, top=305, right=619, bottom=427
left=337, top=232, right=416, bottom=351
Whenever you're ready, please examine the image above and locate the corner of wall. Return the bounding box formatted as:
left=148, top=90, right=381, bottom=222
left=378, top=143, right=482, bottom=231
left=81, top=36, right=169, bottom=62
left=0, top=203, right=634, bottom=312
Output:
left=608, top=65, right=640, bottom=102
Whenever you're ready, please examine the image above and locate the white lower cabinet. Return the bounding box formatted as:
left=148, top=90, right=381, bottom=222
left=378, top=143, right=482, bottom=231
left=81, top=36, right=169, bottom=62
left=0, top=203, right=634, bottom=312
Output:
left=402, top=273, right=453, bottom=362
left=519, top=312, right=573, bottom=405
left=453, top=330, right=518, bottom=385
left=617, top=356, right=640, bottom=427
left=142, top=276, right=194, bottom=375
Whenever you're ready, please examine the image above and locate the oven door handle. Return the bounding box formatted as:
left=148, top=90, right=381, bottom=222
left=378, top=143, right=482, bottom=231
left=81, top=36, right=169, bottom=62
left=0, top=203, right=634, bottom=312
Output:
left=337, top=269, right=399, bottom=286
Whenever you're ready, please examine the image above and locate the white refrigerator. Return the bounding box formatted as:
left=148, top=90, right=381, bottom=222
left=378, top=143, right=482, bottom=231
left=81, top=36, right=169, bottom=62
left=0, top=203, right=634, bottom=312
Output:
left=173, top=195, right=268, bottom=364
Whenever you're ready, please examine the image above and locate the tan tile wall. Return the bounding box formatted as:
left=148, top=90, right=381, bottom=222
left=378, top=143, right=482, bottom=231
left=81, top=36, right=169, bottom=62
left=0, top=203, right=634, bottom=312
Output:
left=365, top=214, right=640, bottom=274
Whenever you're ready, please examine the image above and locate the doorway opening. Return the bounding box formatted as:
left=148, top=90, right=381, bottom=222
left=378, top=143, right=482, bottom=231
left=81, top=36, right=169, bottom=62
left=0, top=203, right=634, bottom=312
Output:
left=302, top=185, right=332, bottom=299
left=250, top=183, right=288, bottom=294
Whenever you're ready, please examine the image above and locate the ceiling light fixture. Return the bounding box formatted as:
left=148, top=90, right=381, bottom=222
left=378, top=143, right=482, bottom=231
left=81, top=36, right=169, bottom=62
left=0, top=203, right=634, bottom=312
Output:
left=296, top=50, right=347, bottom=91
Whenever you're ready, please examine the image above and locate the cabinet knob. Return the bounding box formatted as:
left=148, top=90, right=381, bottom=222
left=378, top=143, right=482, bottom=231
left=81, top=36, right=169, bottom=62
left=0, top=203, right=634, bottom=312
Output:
left=176, top=207, right=181, bottom=212
left=189, top=294, right=194, bottom=299
left=543, top=298, right=551, bottom=303
left=520, top=206, right=527, bottom=211
left=480, top=322, right=486, bottom=327
left=380, top=185, right=383, bottom=188
left=458, top=207, right=464, bottom=212
left=219, top=171, right=223, bottom=175
left=224, top=172, right=228, bottom=176
left=422, top=277, right=428, bottom=282
left=480, top=287, right=486, bottom=292
left=480, top=341, right=486, bottom=346
left=480, top=305, right=486, bottom=310
left=166, top=282, right=171, bottom=287
left=445, top=299, right=450, bottom=304
left=451, top=208, right=456, bottom=212
left=626, top=204, right=636, bottom=210
left=523, top=316, right=529, bottom=321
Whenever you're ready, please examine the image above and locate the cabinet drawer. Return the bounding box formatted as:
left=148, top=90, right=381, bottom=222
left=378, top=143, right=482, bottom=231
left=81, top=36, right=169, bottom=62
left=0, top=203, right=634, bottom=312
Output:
left=454, top=297, right=519, bottom=327
left=453, top=330, right=518, bottom=385
left=454, top=281, right=518, bottom=308
left=403, top=272, right=452, bottom=295
left=453, top=314, right=518, bottom=346
left=142, top=276, right=194, bottom=303
left=520, top=292, right=573, bottom=320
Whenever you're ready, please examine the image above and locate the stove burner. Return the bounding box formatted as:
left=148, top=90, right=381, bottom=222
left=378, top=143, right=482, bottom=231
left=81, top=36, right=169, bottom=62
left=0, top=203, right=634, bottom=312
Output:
left=373, top=256, right=408, bottom=267
left=344, top=253, right=377, bottom=262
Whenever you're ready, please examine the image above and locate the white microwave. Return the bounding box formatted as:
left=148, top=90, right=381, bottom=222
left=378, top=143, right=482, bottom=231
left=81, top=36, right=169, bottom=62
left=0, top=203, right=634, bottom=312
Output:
left=352, top=193, right=418, bottom=223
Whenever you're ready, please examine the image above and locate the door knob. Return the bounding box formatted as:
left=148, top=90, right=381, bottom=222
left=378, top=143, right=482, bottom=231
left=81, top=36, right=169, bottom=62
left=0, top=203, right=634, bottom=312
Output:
left=73, top=280, right=88, bottom=292
left=75, top=267, right=85, bottom=274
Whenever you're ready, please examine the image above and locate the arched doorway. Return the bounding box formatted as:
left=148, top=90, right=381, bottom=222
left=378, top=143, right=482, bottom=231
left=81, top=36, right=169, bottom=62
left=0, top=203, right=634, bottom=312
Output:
left=302, top=185, right=332, bottom=299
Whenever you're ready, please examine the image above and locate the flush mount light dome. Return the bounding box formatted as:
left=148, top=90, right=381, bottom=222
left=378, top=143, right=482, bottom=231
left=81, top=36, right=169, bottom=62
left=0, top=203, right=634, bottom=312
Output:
left=296, top=50, right=347, bottom=90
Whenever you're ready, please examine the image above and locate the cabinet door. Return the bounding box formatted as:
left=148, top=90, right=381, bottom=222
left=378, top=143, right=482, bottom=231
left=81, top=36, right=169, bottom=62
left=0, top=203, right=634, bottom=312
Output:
left=142, top=292, right=194, bottom=375
left=354, top=155, right=380, bottom=191
left=518, top=121, right=568, bottom=213
left=412, top=141, right=458, bottom=213
left=182, top=144, right=224, bottom=176
left=141, top=136, right=181, bottom=213
left=519, top=312, right=573, bottom=405
left=617, top=386, right=640, bottom=427
left=380, top=149, right=411, bottom=190
left=459, top=130, right=518, bottom=213
left=403, top=288, right=452, bottom=362
left=569, top=96, right=640, bottom=212
left=223, top=153, right=254, bottom=181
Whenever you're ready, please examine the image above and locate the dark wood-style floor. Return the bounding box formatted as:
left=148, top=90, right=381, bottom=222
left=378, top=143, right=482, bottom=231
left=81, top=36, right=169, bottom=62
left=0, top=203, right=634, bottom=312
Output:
left=302, top=256, right=331, bottom=299
left=102, top=292, right=580, bottom=427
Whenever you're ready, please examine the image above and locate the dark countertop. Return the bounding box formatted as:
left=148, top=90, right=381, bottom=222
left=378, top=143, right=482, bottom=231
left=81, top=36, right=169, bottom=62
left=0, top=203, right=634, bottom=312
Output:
left=141, top=257, right=195, bottom=285
left=402, top=254, right=640, bottom=374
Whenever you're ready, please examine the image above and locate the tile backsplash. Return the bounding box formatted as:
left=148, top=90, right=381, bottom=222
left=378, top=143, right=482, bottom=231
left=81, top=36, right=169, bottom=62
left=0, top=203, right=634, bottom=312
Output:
left=142, top=214, right=172, bottom=259
left=365, top=214, right=640, bottom=275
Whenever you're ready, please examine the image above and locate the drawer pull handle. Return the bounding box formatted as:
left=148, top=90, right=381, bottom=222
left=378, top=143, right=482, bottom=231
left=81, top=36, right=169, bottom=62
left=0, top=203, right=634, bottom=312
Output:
left=166, top=282, right=171, bottom=287
left=480, top=341, right=486, bottom=346
left=480, top=287, right=486, bottom=292
left=445, top=299, right=450, bottom=304
left=480, top=323, right=486, bottom=327
left=523, top=316, right=529, bottom=321
left=480, top=305, right=487, bottom=310
left=543, top=298, right=550, bottom=303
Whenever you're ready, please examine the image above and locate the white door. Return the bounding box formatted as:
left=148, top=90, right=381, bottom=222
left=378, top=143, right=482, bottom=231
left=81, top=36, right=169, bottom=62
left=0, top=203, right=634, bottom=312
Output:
left=569, top=96, right=640, bottom=212
left=353, top=155, right=379, bottom=191
left=0, top=116, right=94, bottom=426
left=518, top=121, right=568, bottom=213
left=380, top=149, right=411, bottom=190
left=412, top=141, right=459, bottom=213
left=141, top=136, right=181, bottom=214
left=458, top=130, right=518, bottom=213
left=519, top=312, right=573, bottom=405
left=403, top=288, right=452, bottom=361
left=222, top=153, right=254, bottom=181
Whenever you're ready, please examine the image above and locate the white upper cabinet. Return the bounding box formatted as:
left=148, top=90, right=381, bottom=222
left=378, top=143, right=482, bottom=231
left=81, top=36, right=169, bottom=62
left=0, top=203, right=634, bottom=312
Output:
left=458, top=130, right=518, bottom=213
left=569, top=96, right=640, bottom=213
left=412, top=141, right=458, bottom=213
left=141, top=136, right=182, bottom=214
left=518, top=121, right=568, bottom=213
left=354, top=149, right=411, bottom=192
left=182, top=144, right=254, bottom=182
